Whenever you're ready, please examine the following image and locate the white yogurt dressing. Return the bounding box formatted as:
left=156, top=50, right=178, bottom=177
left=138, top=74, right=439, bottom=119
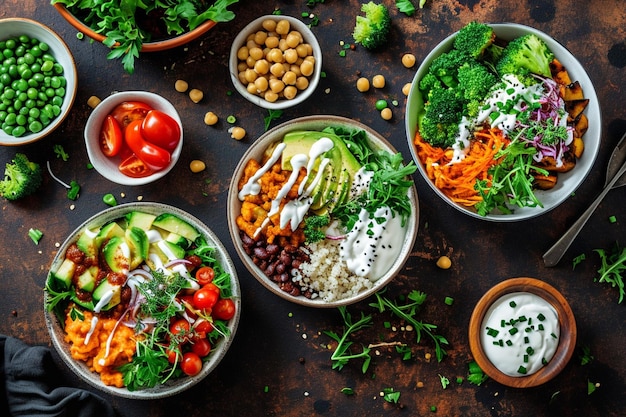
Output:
left=481, top=291, right=560, bottom=377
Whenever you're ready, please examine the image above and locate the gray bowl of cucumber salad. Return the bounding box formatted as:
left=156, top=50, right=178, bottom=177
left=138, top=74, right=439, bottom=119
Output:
left=44, top=202, right=241, bottom=399
left=228, top=115, right=420, bottom=307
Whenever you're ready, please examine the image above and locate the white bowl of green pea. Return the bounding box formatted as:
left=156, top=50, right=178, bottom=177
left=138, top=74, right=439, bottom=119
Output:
left=0, top=18, right=77, bottom=146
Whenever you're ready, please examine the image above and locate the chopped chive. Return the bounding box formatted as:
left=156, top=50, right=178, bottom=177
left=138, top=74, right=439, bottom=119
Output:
left=518, top=315, right=527, bottom=322
left=509, top=300, right=517, bottom=308
left=505, top=340, right=513, bottom=346
left=524, top=354, right=529, bottom=363
left=537, top=313, right=546, bottom=321
left=517, top=366, right=528, bottom=374
left=444, top=296, right=454, bottom=306
left=551, top=333, right=558, bottom=339
left=526, top=347, right=535, bottom=355
left=383, top=321, right=391, bottom=329
left=609, top=215, right=617, bottom=223
left=509, top=328, right=519, bottom=335
left=524, top=336, right=529, bottom=344
left=486, top=327, right=499, bottom=337
left=500, top=319, right=506, bottom=327
left=542, top=358, right=548, bottom=365
left=538, top=324, right=545, bottom=331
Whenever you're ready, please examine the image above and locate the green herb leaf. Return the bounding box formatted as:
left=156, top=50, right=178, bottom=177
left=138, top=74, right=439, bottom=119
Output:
left=324, top=306, right=373, bottom=372
left=593, top=242, right=626, bottom=303
left=382, top=387, right=401, bottom=403
left=28, top=228, right=43, bottom=244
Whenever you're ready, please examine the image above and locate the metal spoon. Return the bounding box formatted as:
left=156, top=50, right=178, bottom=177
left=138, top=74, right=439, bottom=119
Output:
left=543, top=132, right=626, bottom=267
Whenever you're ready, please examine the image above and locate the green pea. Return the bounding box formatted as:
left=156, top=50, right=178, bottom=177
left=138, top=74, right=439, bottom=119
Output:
left=52, top=63, right=63, bottom=75
left=52, top=105, right=61, bottom=116
left=29, top=120, right=43, bottom=133
left=4, top=113, right=16, bottom=126
left=0, top=111, right=6, bottom=122
left=19, top=106, right=29, bottom=116
left=2, top=49, right=14, bottom=59
left=8, top=64, right=18, bottom=78
left=2, top=124, right=13, bottom=135
left=28, top=107, right=40, bottom=119
left=11, top=125, right=26, bottom=137
left=3, top=88, right=15, bottom=100
left=4, top=39, right=16, bottom=49
left=29, top=45, right=42, bottom=57
left=52, top=95, right=63, bottom=107
left=40, top=60, right=53, bottom=72
left=375, top=99, right=388, bottom=111
left=26, top=87, right=37, bottom=100
left=51, top=76, right=61, bottom=89
left=18, top=35, right=30, bottom=44
left=24, top=99, right=36, bottom=109
left=55, top=87, right=65, bottom=98
left=15, top=45, right=26, bottom=57
left=15, top=114, right=26, bottom=126
left=45, top=87, right=55, bottom=98
left=23, top=52, right=35, bottom=65
left=15, top=79, right=27, bottom=91
left=39, top=42, right=49, bottom=52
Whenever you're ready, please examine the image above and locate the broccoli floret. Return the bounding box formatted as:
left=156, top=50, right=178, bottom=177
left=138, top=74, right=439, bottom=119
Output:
left=352, top=2, right=391, bottom=50
left=428, top=49, right=468, bottom=88
left=496, top=34, right=555, bottom=78
left=418, top=72, right=443, bottom=96
left=457, top=61, right=497, bottom=101
left=419, top=86, right=464, bottom=148
left=304, top=213, right=330, bottom=243
left=453, top=21, right=496, bottom=59
left=0, top=153, right=43, bottom=200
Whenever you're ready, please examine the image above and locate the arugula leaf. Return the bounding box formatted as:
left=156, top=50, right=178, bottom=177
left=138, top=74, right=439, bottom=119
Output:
left=382, top=387, right=401, bottom=403
left=593, top=242, right=626, bottom=303
left=474, top=139, right=546, bottom=216
left=324, top=306, right=373, bottom=373
left=396, top=0, right=416, bottom=16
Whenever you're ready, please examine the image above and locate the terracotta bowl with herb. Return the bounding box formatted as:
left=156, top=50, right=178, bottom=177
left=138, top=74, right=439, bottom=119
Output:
left=468, top=277, right=576, bottom=387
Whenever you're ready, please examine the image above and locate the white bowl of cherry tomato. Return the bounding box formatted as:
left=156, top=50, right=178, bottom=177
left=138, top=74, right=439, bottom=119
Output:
left=84, top=91, right=183, bottom=185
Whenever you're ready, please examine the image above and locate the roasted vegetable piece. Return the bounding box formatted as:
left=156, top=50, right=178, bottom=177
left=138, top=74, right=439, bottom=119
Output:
left=0, top=153, right=43, bottom=200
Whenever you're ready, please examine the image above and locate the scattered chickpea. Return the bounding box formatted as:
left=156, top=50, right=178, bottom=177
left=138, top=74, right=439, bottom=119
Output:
left=372, top=74, right=385, bottom=88
left=229, top=126, right=246, bottom=140
left=402, top=82, right=412, bottom=96
left=189, top=88, right=203, bottom=103
left=401, top=53, right=417, bottom=68
left=175, top=79, right=189, bottom=93
left=380, top=107, right=392, bottom=120
left=189, top=160, right=206, bottom=173
left=87, top=95, right=101, bottom=109
left=356, top=77, right=370, bottom=92
left=204, top=111, right=218, bottom=126
left=416, top=381, right=425, bottom=388
left=425, top=352, right=432, bottom=362
left=436, top=255, right=452, bottom=270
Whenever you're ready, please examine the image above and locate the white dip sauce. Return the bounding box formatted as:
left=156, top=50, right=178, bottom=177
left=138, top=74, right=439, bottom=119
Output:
left=480, top=291, right=559, bottom=377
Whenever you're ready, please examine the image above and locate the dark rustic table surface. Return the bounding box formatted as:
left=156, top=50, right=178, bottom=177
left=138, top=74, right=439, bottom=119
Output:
left=1, top=1, right=625, bottom=416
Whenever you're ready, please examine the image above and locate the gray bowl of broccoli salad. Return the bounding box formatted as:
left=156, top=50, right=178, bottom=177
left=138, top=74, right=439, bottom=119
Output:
left=405, top=22, right=600, bottom=222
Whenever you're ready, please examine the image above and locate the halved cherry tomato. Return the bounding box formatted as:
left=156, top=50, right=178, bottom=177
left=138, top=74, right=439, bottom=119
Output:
left=124, top=119, right=171, bottom=171
left=193, top=318, right=214, bottom=335
left=110, top=101, right=152, bottom=127
left=191, top=337, right=212, bottom=357
left=118, top=154, right=153, bottom=178
left=99, top=115, right=123, bottom=157
left=193, top=287, right=219, bottom=310
left=169, top=318, right=191, bottom=337
left=195, top=266, right=215, bottom=286
left=141, top=110, right=181, bottom=151
left=180, top=352, right=203, bottom=376
left=212, top=298, right=236, bottom=321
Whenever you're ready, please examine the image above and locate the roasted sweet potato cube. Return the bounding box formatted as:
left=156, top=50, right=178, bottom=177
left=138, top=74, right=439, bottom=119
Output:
left=572, top=137, right=585, bottom=158
left=550, top=59, right=572, bottom=85
left=533, top=173, right=558, bottom=190
left=574, top=113, right=589, bottom=137
left=562, top=81, right=584, bottom=101
left=565, top=99, right=589, bottom=122
left=536, top=152, right=577, bottom=173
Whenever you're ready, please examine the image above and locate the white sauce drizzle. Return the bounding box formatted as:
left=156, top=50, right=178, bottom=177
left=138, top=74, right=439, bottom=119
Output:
left=238, top=142, right=286, bottom=200
left=84, top=316, right=98, bottom=345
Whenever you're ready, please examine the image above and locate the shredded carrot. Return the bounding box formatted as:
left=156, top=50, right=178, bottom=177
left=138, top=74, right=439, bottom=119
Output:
left=414, top=128, right=509, bottom=206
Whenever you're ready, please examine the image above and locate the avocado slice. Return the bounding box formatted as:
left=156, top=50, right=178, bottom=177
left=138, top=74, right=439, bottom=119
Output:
left=127, top=211, right=157, bottom=230
left=92, top=279, right=121, bottom=312
left=52, top=258, right=76, bottom=289
left=76, top=227, right=99, bottom=258
left=152, top=214, right=200, bottom=242
left=125, top=227, right=149, bottom=269
left=95, top=221, right=125, bottom=250
left=103, top=235, right=130, bottom=273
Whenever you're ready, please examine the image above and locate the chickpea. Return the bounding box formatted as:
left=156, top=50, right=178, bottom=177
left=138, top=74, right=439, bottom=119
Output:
left=267, top=48, right=284, bottom=63
left=283, top=85, right=298, bottom=100
left=401, top=53, right=417, bottom=68
left=265, top=35, right=280, bottom=49
left=254, top=30, right=268, bottom=46
left=372, top=74, right=385, bottom=88
left=174, top=79, right=189, bottom=93
left=402, top=82, right=412, bottom=96
left=282, top=71, right=297, bottom=85
left=284, top=48, right=298, bottom=64
left=189, top=160, right=206, bottom=173
left=285, top=32, right=301, bottom=48
left=189, top=88, right=203, bottom=103
left=275, top=19, right=290, bottom=35
left=262, top=19, right=277, bottom=32
left=254, top=59, right=270, bottom=75
left=236, top=46, right=249, bottom=61
left=87, top=95, right=101, bottom=109
left=295, top=44, right=309, bottom=58
left=300, top=59, right=314, bottom=77
left=380, top=107, right=392, bottom=120
left=254, top=76, right=269, bottom=92
left=237, top=62, right=248, bottom=73
left=264, top=90, right=279, bottom=102
left=356, top=77, right=370, bottom=93
left=295, top=76, right=309, bottom=90
left=270, top=62, right=286, bottom=77
left=270, top=78, right=285, bottom=93
left=246, top=82, right=258, bottom=94
left=204, top=111, right=218, bottom=126
left=230, top=126, right=246, bottom=140
left=436, top=256, right=452, bottom=270
left=249, top=47, right=264, bottom=61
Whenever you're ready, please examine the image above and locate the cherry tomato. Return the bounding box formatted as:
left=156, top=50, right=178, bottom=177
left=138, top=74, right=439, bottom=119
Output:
left=124, top=119, right=171, bottom=171
left=180, top=352, right=203, bottom=376
left=167, top=346, right=181, bottom=364
left=110, top=101, right=152, bottom=127
left=141, top=110, right=181, bottom=151
left=195, top=266, right=215, bottom=286
left=193, top=287, right=219, bottom=310
left=169, top=318, right=191, bottom=338
left=118, top=154, right=153, bottom=178
left=99, top=115, right=123, bottom=157
left=212, top=298, right=236, bottom=321
left=202, top=282, right=220, bottom=296
left=179, top=295, right=198, bottom=319
left=193, top=318, right=214, bottom=335
left=191, top=337, right=212, bottom=357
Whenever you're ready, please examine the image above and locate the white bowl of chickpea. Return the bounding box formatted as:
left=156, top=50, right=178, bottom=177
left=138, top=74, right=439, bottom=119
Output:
left=229, top=15, right=322, bottom=110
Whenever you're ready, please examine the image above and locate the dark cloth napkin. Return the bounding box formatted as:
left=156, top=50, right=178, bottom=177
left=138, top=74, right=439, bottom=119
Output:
left=1, top=334, right=117, bottom=417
